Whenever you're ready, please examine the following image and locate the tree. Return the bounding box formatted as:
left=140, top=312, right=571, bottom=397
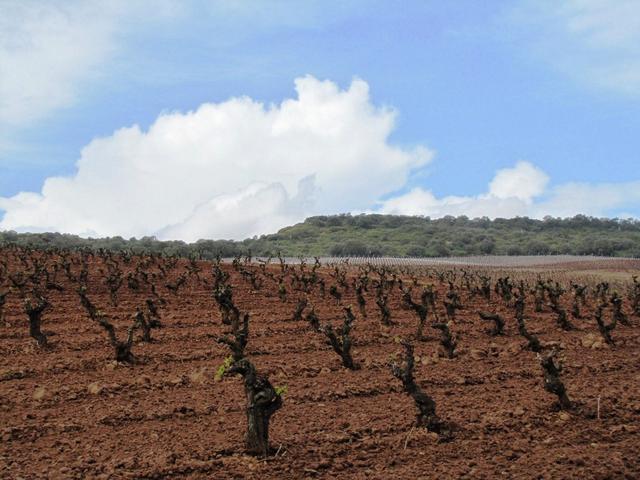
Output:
left=539, top=350, right=572, bottom=410
left=0, top=290, right=7, bottom=326
left=292, top=297, right=308, bottom=322
left=321, top=306, right=358, bottom=369
left=78, top=287, right=140, bottom=363
left=594, top=301, right=616, bottom=345
left=432, top=322, right=457, bottom=358
left=218, top=313, right=250, bottom=362
left=478, top=311, right=505, bottom=336
left=610, top=292, right=629, bottom=326
left=24, top=291, right=50, bottom=347
left=514, top=291, right=542, bottom=352
left=305, top=304, right=320, bottom=332
left=376, top=293, right=393, bottom=326
left=224, top=359, right=283, bottom=456
left=390, top=341, right=450, bottom=438
left=546, top=283, right=573, bottom=330
left=402, top=288, right=430, bottom=340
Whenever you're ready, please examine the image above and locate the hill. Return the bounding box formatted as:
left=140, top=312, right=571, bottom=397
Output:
left=2, top=214, right=640, bottom=258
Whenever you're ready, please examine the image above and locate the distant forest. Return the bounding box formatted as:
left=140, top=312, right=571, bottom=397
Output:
left=2, top=214, right=639, bottom=259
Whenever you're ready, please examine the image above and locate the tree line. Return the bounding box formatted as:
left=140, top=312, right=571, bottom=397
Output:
left=1, top=214, right=639, bottom=258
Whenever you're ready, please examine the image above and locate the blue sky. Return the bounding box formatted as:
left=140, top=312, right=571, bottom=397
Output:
left=1, top=1, right=639, bottom=240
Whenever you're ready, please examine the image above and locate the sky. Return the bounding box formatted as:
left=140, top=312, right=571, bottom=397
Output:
left=0, top=0, right=639, bottom=241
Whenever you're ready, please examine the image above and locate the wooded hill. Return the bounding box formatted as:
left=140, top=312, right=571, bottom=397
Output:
left=2, top=214, right=639, bottom=258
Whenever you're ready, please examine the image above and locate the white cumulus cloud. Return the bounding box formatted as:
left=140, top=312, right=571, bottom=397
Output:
left=378, top=160, right=640, bottom=219
left=488, top=161, right=549, bottom=201
left=0, top=76, right=431, bottom=240
left=159, top=182, right=302, bottom=241
left=533, top=181, right=640, bottom=218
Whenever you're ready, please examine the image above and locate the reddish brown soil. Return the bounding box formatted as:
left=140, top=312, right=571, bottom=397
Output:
left=1, top=258, right=639, bottom=479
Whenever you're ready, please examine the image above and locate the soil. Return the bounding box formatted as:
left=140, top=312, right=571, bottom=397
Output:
left=1, top=257, right=639, bottom=479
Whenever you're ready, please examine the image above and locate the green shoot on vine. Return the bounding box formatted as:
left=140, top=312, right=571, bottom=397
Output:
left=215, top=355, right=234, bottom=381
left=274, top=385, right=288, bottom=397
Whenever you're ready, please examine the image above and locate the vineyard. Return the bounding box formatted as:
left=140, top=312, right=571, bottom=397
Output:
left=1, top=247, right=639, bottom=479
left=251, top=254, right=640, bottom=268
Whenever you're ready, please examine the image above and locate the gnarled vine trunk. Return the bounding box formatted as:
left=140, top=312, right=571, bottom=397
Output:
left=229, top=359, right=282, bottom=456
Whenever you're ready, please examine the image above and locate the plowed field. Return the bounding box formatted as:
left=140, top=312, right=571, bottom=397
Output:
left=1, top=257, right=639, bottom=479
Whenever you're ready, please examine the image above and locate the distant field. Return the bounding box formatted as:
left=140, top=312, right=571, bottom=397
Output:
left=242, top=256, right=640, bottom=290
left=252, top=255, right=640, bottom=269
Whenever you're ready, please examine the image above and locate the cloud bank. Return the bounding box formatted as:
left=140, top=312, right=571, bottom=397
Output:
left=0, top=76, right=430, bottom=240
left=379, top=161, right=640, bottom=220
